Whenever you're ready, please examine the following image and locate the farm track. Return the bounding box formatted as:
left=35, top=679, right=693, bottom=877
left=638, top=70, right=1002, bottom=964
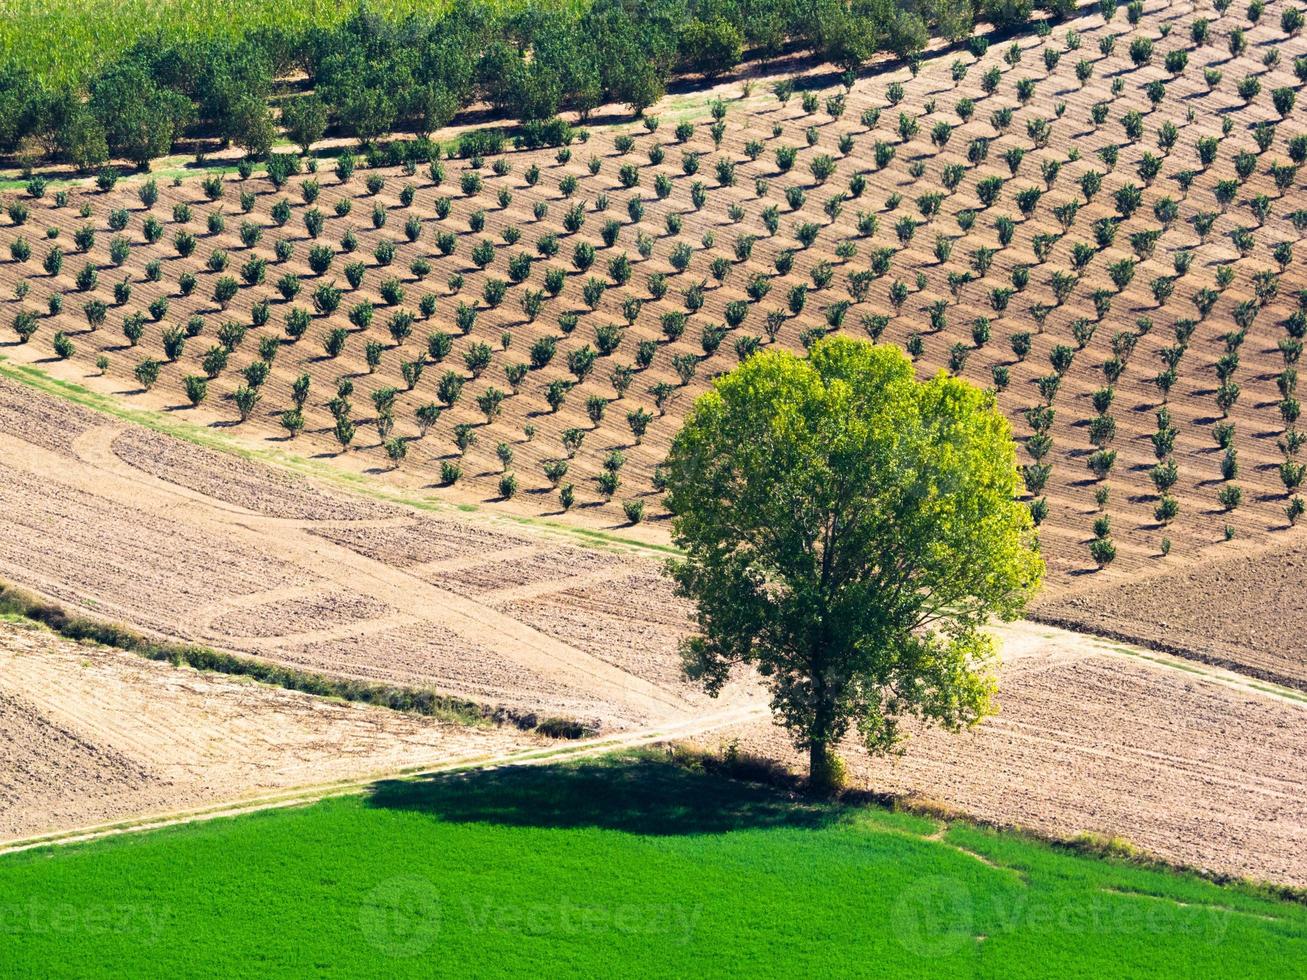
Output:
left=0, top=373, right=715, bottom=726
left=3, top=617, right=1303, bottom=893
left=21, top=421, right=691, bottom=723
left=713, top=621, right=1307, bottom=887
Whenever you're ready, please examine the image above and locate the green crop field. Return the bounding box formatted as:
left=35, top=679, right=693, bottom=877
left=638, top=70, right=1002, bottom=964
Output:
left=3, top=0, right=342, bottom=85
left=0, top=0, right=562, bottom=88
left=0, top=755, right=1302, bottom=976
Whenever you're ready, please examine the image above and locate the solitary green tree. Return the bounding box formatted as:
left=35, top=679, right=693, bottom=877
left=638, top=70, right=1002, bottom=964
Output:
left=664, top=337, right=1042, bottom=790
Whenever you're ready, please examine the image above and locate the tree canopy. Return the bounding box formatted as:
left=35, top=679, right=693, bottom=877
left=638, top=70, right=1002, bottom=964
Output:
left=664, top=337, right=1043, bottom=789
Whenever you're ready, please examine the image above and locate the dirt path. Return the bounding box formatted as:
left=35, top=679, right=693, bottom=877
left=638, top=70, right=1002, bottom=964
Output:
left=0, top=422, right=691, bottom=723
left=993, top=619, right=1307, bottom=709
left=0, top=372, right=1303, bottom=885
left=709, top=620, right=1307, bottom=887
left=0, top=646, right=769, bottom=854
left=0, top=619, right=548, bottom=843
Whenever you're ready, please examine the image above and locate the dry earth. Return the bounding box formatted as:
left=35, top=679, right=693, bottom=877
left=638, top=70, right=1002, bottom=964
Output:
left=1033, top=534, right=1307, bottom=686
left=0, top=294, right=1305, bottom=880
left=0, top=616, right=545, bottom=841
left=0, top=375, right=718, bottom=730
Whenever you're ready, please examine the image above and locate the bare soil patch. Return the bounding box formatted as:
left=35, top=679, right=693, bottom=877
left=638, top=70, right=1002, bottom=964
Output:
left=258, top=622, right=617, bottom=723
left=0, top=618, right=543, bottom=841
left=0, top=457, right=311, bottom=634
left=1032, top=537, right=1307, bottom=687
left=0, top=376, right=99, bottom=458
left=111, top=426, right=404, bottom=521
left=494, top=570, right=703, bottom=692
left=310, top=519, right=532, bottom=568
left=423, top=542, right=629, bottom=597
left=207, top=587, right=395, bottom=639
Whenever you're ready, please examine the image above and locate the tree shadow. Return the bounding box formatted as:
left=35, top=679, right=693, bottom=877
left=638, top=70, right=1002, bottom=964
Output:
left=365, top=758, right=831, bottom=837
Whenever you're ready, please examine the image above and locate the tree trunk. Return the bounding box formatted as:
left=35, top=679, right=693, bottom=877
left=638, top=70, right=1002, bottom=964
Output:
left=809, top=739, right=829, bottom=784
left=808, top=672, right=838, bottom=792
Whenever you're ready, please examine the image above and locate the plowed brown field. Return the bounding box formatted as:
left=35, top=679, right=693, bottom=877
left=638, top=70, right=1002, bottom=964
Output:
left=0, top=617, right=545, bottom=842
left=0, top=372, right=1303, bottom=887
left=705, top=622, right=1307, bottom=886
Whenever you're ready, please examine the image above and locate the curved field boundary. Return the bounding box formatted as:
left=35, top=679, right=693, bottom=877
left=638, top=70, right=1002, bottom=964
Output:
left=0, top=358, right=676, bottom=561
left=1027, top=611, right=1307, bottom=694
left=3, top=356, right=1300, bottom=698
left=17, top=420, right=691, bottom=720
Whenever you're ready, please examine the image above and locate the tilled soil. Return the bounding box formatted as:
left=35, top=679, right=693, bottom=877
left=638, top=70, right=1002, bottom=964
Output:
left=0, top=376, right=98, bottom=458
left=207, top=587, right=396, bottom=639
left=111, top=426, right=405, bottom=521
left=0, top=688, right=155, bottom=822
left=423, top=543, right=629, bottom=597
left=495, top=570, right=701, bottom=692
left=256, top=622, right=618, bottom=724
left=0, top=458, right=311, bottom=634
left=710, top=646, right=1307, bottom=887
left=0, top=619, right=544, bottom=841
left=310, top=518, right=531, bottom=567
left=1032, top=537, right=1307, bottom=687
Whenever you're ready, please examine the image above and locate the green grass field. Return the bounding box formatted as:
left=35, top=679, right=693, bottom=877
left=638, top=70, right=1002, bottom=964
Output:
left=0, top=0, right=412, bottom=86
left=0, top=0, right=578, bottom=89
left=1, top=756, right=1302, bottom=976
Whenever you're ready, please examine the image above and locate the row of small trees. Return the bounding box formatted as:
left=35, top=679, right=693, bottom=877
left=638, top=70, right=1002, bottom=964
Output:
left=7, top=0, right=1305, bottom=547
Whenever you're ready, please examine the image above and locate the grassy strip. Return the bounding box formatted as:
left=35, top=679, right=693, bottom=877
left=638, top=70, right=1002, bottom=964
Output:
left=0, top=357, right=674, bottom=561
left=0, top=753, right=1303, bottom=975
left=0, top=580, right=590, bottom=737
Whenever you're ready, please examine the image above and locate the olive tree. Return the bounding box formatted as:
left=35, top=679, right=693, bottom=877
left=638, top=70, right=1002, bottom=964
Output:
left=664, top=337, right=1042, bottom=790
left=281, top=95, right=329, bottom=157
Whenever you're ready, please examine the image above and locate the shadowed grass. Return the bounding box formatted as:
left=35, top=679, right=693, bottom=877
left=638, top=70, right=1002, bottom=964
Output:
left=0, top=754, right=1302, bottom=977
